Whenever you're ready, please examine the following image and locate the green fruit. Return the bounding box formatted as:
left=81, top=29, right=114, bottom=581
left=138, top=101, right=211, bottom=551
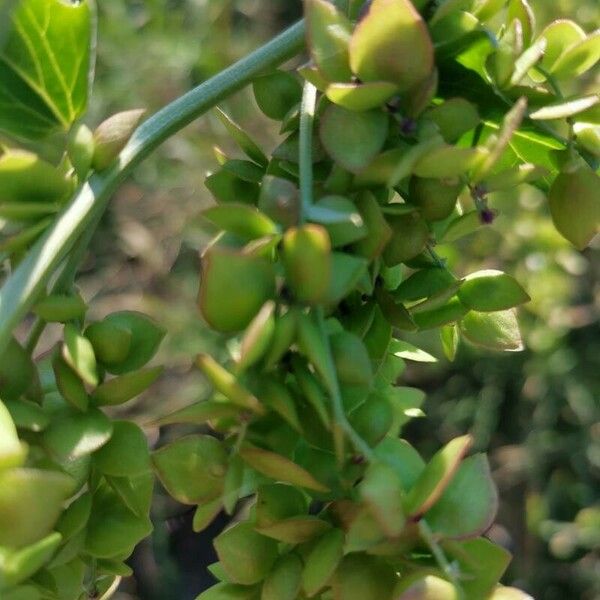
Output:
left=383, top=214, right=429, bottom=266
left=199, top=247, right=276, bottom=332
left=409, top=177, right=461, bottom=221
left=282, top=225, right=332, bottom=305
left=548, top=162, right=600, bottom=250
left=214, top=522, right=278, bottom=585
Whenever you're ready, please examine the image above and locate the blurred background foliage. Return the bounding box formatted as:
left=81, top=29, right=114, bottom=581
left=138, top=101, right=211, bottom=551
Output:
left=50, top=1, right=599, bottom=598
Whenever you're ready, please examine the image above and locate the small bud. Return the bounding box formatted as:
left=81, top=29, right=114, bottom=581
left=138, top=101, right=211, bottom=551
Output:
left=92, top=109, right=146, bottom=171
left=67, top=123, right=95, bottom=179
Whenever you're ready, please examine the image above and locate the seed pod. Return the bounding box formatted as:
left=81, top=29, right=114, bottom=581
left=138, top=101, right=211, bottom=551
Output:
left=383, top=214, right=429, bottom=266
left=67, top=123, right=95, bottom=179
left=214, top=522, right=278, bottom=586
left=329, top=331, right=373, bottom=387
left=92, top=109, right=146, bottom=171
left=394, top=574, right=459, bottom=600
left=349, top=0, right=434, bottom=91
left=258, top=176, right=300, bottom=228
left=85, top=320, right=133, bottom=366
left=282, top=225, right=332, bottom=305
left=409, top=177, right=462, bottom=222
left=0, top=337, right=37, bottom=401
left=253, top=70, right=302, bottom=121
left=199, top=247, right=276, bottom=332
left=548, top=161, right=600, bottom=250
left=33, top=292, right=87, bottom=323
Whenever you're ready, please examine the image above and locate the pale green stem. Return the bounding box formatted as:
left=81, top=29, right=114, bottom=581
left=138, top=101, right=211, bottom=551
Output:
left=0, top=21, right=306, bottom=355
left=299, top=81, right=318, bottom=222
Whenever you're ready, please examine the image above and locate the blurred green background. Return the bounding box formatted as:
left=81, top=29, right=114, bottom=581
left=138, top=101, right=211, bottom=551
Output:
left=64, top=1, right=599, bottom=599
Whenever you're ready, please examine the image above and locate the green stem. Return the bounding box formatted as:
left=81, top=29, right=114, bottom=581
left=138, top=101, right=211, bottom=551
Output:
left=315, top=307, right=375, bottom=461
left=419, top=519, right=463, bottom=595
left=299, top=81, right=318, bottom=222
left=0, top=21, right=306, bottom=355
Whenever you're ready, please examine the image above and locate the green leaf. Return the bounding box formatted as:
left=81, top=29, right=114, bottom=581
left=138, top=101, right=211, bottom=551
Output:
left=85, top=483, right=152, bottom=559
left=530, top=95, right=600, bottom=121
left=458, top=270, right=530, bottom=312
left=62, top=324, right=98, bottom=387
left=0, top=468, right=74, bottom=548
left=535, top=19, right=586, bottom=74
left=404, top=435, right=473, bottom=518
left=0, top=399, right=27, bottom=470
left=152, top=435, right=227, bottom=505
left=390, top=338, right=438, bottom=363
left=196, top=583, right=261, bottom=600
left=93, top=421, right=150, bottom=478
left=425, top=454, right=498, bottom=539
left=151, top=400, right=242, bottom=427
left=332, top=554, right=397, bottom=600
left=301, top=529, right=344, bottom=597
left=445, top=537, right=511, bottom=599
left=0, top=0, right=95, bottom=140
left=92, top=366, right=163, bottom=406
left=349, top=0, right=434, bottom=91
left=193, top=497, right=222, bottom=533
left=214, top=522, right=278, bottom=586
left=395, top=268, right=457, bottom=303
left=202, top=204, right=278, bottom=240
left=307, top=196, right=367, bottom=247
left=100, top=311, right=165, bottom=375
left=239, top=444, right=330, bottom=492
left=253, top=70, right=302, bottom=121
left=413, top=145, right=487, bottom=179
left=256, top=517, right=331, bottom=544
left=3, top=399, right=49, bottom=433
left=319, top=105, right=389, bottom=173
left=374, top=437, right=425, bottom=492
left=548, top=162, right=600, bottom=250
left=43, top=408, right=113, bottom=461
left=305, top=0, right=353, bottom=82
left=460, top=310, right=524, bottom=352
left=33, top=293, right=87, bottom=323
left=326, top=81, right=399, bottom=111
left=0, top=532, right=62, bottom=588
left=262, top=554, right=303, bottom=600
left=0, top=150, right=71, bottom=203
left=440, top=324, right=460, bottom=361
left=215, top=108, right=268, bottom=167
left=550, top=31, right=600, bottom=78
